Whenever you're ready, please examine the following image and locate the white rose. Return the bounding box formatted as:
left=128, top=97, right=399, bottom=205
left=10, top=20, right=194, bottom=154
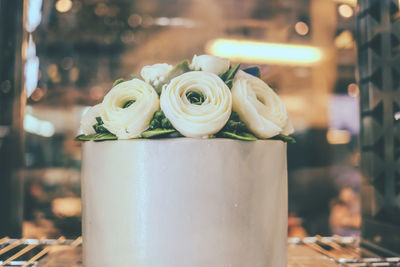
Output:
left=160, top=71, right=232, bottom=138
left=190, top=54, right=230, bottom=75
left=101, top=79, right=159, bottom=139
left=231, top=70, right=294, bottom=139
left=80, top=104, right=103, bottom=135
left=140, top=63, right=173, bottom=86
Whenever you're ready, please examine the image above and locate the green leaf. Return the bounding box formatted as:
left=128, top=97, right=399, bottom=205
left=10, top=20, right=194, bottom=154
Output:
left=149, top=119, right=160, bottom=129
left=220, top=64, right=240, bottom=82
left=225, top=79, right=233, bottom=89
left=154, top=60, right=191, bottom=94
left=93, top=133, right=118, bottom=141
left=95, top=116, right=103, bottom=124
left=123, top=100, right=135, bottom=108
left=225, top=120, right=247, bottom=132
left=167, top=131, right=184, bottom=138
left=242, top=66, right=261, bottom=78
left=153, top=110, right=165, bottom=121
left=222, top=111, right=249, bottom=132
left=75, top=133, right=117, bottom=142
left=225, top=64, right=241, bottom=81
left=271, top=134, right=296, bottom=143
left=141, top=128, right=177, bottom=138
left=218, top=111, right=257, bottom=141
left=219, top=131, right=257, bottom=141
left=112, top=78, right=126, bottom=88
left=161, top=117, right=172, bottom=129
left=219, top=66, right=230, bottom=81
left=171, top=59, right=191, bottom=74
left=219, top=64, right=240, bottom=88
left=93, top=116, right=110, bottom=134
left=229, top=111, right=240, bottom=121
left=93, top=124, right=109, bottom=133
left=75, top=134, right=86, bottom=141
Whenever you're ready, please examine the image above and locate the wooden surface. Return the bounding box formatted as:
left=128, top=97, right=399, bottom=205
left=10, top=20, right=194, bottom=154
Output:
left=287, top=243, right=339, bottom=267
left=37, top=246, right=82, bottom=267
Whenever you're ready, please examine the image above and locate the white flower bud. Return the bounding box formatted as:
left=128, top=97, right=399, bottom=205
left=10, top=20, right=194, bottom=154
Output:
left=190, top=55, right=230, bottom=75
left=140, top=63, right=173, bottom=84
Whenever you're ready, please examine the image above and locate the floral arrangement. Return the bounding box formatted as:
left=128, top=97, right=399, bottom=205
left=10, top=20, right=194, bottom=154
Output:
left=76, top=55, right=295, bottom=142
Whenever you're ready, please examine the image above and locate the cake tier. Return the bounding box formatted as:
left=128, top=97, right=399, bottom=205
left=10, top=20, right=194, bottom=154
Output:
left=82, top=139, right=287, bottom=267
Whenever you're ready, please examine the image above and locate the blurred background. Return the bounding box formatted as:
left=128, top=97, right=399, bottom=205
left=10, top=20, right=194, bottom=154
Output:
left=1, top=0, right=361, bottom=239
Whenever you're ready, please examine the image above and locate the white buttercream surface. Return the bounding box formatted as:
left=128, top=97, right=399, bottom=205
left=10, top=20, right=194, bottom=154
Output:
left=82, top=139, right=288, bottom=267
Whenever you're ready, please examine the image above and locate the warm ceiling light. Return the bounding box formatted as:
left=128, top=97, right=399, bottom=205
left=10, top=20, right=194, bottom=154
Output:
left=294, top=21, right=309, bottom=36
left=338, top=4, right=354, bottom=18
left=206, top=39, right=322, bottom=66
left=55, top=0, right=72, bottom=13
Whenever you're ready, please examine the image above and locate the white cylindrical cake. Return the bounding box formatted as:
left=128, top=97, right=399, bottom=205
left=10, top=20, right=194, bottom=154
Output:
left=82, top=139, right=287, bottom=267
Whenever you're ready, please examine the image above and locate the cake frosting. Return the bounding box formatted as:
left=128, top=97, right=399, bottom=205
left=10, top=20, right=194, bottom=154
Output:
left=82, top=139, right=287, bottom=267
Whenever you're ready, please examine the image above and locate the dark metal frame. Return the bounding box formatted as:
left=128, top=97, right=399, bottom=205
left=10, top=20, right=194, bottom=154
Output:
left=0, top=0, right=25, bottom=237
left=357, top=0, right=400, bottom=255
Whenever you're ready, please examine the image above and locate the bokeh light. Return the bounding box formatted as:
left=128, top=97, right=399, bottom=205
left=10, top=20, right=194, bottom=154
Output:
left=128, top=14, right=142, bottom=27
left=295, top=21, right=309, bottom=36
left=326, top=129, right=351, bottom=144
left=347, top=83, right=359, bottom=97
left=55, top=0, right=72, bottom=13
left=338, top=4, right=354, bottom=18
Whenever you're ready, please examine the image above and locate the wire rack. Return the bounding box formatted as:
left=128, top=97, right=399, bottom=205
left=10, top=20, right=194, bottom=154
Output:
left=0, top=236, right=81, bottom=266
left=288, top=236, right=400, bottom=267
left=0, top=235, right=399, bottom=266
